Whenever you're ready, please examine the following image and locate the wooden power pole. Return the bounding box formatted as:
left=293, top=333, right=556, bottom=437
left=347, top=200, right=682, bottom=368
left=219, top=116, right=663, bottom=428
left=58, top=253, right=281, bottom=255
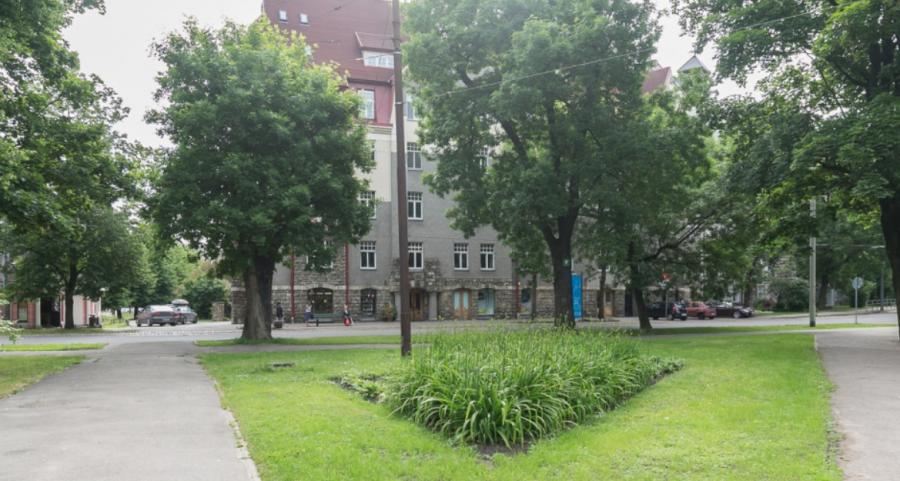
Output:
left=391, top=0, right=412, bottom=356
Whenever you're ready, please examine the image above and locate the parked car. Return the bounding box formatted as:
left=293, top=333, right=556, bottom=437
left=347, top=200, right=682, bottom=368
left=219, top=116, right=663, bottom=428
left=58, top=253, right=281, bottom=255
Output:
left=685, top=301, right=717, bottom=319
left=173, top=305, right=198, bottom=324
left=136, top=305, right=177, bottom=326
left=647, top=302, right=688, bottom=321
left=711, top=301, right=754, bottom=319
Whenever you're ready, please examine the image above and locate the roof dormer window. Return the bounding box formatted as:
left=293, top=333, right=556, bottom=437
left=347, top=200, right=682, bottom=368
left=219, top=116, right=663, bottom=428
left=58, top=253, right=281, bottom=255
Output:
left=362, top=50, right=393, bottom=69
left=277, top=10, right=288, bottom=22
left=300, top=13, right=309, bottom=25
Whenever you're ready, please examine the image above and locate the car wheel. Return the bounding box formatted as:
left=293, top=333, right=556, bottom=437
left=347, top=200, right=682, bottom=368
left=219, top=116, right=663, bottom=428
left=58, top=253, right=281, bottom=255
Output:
left=652, top=316, right=659, bottom=320
left=681, top=315, right=687, bottom=321
left=698, top=313, right=705, bottom=320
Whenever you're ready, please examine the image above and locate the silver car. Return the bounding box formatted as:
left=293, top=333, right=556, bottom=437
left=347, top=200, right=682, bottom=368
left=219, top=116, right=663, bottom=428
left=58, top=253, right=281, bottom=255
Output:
left=136, top=305, right=178, bottom=326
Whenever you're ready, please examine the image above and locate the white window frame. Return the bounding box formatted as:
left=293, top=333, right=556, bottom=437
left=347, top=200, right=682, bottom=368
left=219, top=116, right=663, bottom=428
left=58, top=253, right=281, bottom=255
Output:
left=299, top=13, right=309, bottom=25
left=407, top=191, right=423, bottom=220
left=358, top=191, right=376, bottom=219
left=453, top=243, right=469, bottom=271
left=277, top=10, right=288, bottom=22
left=480, top=244, right=495, bottom=271
left=359, top=89, right=375, bottom=120
left=360, top=241, right=376, bottom=270
left=404, top=93, right=417, bottom=120
left=409, top=242, right=423, bottom=270
left=479, top=146, right=491, bottom=169
left=406, top=142, right=422, bottom=170
left=362, top=51, right=394, bottom=68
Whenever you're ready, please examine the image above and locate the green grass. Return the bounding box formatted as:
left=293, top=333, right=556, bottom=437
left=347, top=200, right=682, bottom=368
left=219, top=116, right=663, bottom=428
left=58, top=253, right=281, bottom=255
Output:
left=196, top=335, right=405, bottom=347
left=20, top=326, right=135, bottom=335
left=0, top=356, right=84, bottom=398
left=638, top=322, right=889, bottom=336
left=201, top=334, right=840, bottom=481
left=0, top=342, right=106, bottom=352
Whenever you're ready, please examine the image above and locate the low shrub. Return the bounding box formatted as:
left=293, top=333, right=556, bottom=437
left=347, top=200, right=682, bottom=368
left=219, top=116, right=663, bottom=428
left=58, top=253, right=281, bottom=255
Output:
left=388, top=329, right=681, bottom=447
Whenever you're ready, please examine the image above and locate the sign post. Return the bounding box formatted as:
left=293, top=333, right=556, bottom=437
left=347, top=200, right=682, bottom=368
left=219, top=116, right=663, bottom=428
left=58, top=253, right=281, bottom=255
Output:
left=852, top=277, right=864, bottom=325
left=571, top=274, right=583, bottom=321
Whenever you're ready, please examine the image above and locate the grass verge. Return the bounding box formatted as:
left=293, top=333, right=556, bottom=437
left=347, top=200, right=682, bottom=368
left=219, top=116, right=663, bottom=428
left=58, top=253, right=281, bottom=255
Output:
left=196, top=335, right=403, bottom=347
left=0, top=356, right=84, bottom=398
left=20, top=327, right=134, bottom=335
left=201, top=334, right=840, bottom=481
left=0, top=343, right=106, bottom=352
left=638, top=322, right=888, bottom=336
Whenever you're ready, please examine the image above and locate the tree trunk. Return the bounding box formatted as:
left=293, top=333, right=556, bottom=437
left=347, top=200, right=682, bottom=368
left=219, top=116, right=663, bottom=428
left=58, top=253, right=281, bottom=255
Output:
left=530, top=273, right=538, bottom=320
left=633, top=285, right=651, bottom=330
left=879, top=194, right=900, bottom=340
left=548, top=238, right=575, bottom=328
left=116, top=307, right=122, bottom=319
left=598, top=265, right=607, bottom=320
left=132, top=305, right=138, bottom=320
left=817, top=275, right=830, bottom=310
left=241, top=255, right=275, bottom=340
left=63, top=285, right=75, bottom=329
left=627, top=241, right=652, bottom=330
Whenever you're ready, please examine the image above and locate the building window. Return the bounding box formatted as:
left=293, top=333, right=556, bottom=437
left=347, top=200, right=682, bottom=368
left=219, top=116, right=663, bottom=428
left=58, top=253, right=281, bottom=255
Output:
left=404, top=93, right=417, bottom=120
left=408, top=241, right=423, bottom=270
left=299, top=13, right=309, bottom=25
left=407, top=191, right=423, bottom=220
left=359, top=190, right=376, bottom=219
left=359, top=90, right=375, bottom=120
left=480, top=244, right=495, bottom=271
left=363, top=50, right=394, bottom=68
left=360, top=241, right=376, bottom=270
left=369, top=139, right=376, bottom=162
left=309, top=288, right=333, bottom=315
left=277, top=10, right=288, bottom=22
left=406, top=142, right=422, bottom=169
left=453, top=243, right=468, bottom=270
left=360, top=289, right=377, bottom=316
left=479, top=146, right=491, bottom=169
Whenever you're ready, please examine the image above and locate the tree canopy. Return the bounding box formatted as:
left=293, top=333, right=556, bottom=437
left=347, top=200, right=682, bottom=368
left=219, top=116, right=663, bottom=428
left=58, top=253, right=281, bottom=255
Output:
left=149, top=18, right=373, bottom=339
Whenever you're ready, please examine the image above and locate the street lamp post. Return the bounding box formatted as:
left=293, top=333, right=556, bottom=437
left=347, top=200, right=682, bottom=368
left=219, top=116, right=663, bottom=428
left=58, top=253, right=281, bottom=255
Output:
left=809, top=199, right=816, bottom=328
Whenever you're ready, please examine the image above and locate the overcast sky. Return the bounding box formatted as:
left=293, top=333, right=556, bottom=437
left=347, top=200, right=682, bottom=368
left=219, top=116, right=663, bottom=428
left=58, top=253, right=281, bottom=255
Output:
left=63, top=0, right=739, bottom=147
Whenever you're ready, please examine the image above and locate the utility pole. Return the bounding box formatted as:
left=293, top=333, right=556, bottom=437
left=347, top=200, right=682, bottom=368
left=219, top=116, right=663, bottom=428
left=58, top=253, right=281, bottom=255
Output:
left=809, top=198, right=817, bottom=328
left=391, top=0, right=411, bottom=356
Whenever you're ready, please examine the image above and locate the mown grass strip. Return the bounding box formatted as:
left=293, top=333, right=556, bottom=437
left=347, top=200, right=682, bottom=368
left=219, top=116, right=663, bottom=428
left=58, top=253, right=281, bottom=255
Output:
left=0, top=356, right=84, bottom=398
left=196, top=335, right=404, bottom=347
left=0, top=343, right=106, bottom=352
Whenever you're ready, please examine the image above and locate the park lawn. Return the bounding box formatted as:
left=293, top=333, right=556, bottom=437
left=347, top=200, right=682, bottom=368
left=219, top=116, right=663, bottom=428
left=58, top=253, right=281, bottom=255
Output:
left=20, top=327, right=134, bottom=335
left=201, top=334, right=841, bottom=481
left=0, top=356, right=84, bottom=398
left=196, top=336, right=403, bottom=347
left=0, top=343, right=106, bottom=352
left=638, top=323, right=889, bottom=336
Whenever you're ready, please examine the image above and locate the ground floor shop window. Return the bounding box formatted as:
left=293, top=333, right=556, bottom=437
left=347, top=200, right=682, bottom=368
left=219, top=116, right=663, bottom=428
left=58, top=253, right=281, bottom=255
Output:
left=477, top=288, right=495, bottom=316
left=360, top=289, right=377, bottom=317
left=309, top=288, right=333, bottom=315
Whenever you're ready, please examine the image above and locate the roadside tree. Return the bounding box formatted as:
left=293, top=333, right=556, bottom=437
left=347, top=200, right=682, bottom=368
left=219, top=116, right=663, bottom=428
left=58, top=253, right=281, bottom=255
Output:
left=149, top=19, right=372, bottom=340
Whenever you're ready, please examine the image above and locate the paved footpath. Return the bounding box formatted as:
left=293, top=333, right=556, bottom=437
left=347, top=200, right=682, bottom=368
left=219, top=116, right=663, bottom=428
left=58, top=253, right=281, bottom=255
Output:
left=817, top=328, right=900, bottom=481
left=0, top=342, right=257, bottom=481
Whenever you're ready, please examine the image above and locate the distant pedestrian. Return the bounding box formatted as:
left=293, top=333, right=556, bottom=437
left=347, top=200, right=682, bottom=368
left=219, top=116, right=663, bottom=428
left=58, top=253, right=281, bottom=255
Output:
left=274, top=302, right=284, bottom=329
left=304, top=303, right=313, bottom=327
left=342, top=304, right=353, bottom=326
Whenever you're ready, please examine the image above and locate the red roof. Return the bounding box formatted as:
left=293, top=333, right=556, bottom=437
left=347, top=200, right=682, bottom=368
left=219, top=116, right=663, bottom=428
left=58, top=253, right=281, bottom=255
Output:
left=642, top=67, right=672, bottom=93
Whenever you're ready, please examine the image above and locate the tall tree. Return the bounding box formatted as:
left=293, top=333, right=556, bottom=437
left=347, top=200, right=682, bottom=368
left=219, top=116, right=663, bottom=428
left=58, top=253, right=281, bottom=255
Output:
left=405, top=0, right=660, bottom=327
left=2, top=207, right=141, bottom=328
left=149, top=19, right=372, bottom=340
left=672, top=0, right=900, bottom=335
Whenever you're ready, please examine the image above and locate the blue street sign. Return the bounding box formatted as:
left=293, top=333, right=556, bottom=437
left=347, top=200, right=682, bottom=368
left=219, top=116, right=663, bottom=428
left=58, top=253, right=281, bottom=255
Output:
left=572, top=274, right=583, bottom=320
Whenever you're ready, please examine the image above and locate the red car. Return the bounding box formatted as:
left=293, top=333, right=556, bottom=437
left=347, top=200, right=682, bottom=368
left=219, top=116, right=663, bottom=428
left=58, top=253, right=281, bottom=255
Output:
left=685, top=301, right=717, bottom=320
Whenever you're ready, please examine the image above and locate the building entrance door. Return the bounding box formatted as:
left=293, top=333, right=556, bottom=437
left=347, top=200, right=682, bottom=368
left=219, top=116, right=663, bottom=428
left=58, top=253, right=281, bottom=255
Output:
left=409, top=289, right=426, bottom=321
left=453, top=289, right=472, bottom=320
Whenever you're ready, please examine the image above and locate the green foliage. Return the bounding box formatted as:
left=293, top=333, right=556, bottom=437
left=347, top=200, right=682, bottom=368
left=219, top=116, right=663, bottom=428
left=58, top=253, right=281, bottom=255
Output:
left=770, top=278, right=809, bottom=312
left=405, top=0, right=661, bottom=325
left=183, top=276, right=228, bottom=318
left=149, top=18, right=373, bottom=338
left=389, top=330, right=681, bottom=447
left=1, top=320, right=21, bottom=344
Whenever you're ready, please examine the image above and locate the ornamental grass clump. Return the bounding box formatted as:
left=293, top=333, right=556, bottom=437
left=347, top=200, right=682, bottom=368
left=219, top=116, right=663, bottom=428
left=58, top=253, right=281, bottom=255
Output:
left=389, top=329, right=681, bottom=447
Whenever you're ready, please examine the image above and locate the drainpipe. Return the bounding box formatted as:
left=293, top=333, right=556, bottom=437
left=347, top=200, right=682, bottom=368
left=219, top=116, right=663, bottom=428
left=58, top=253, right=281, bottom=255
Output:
left=513, top=261, right=520, bottom=319
left=290, top=253, right=296, bottom=322
left=344, top=243, right=350, bottom=310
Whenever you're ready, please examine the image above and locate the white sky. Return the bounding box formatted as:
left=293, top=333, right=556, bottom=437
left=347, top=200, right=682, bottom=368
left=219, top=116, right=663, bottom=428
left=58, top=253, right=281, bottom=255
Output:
left=63, top=0, right=741, bottom=147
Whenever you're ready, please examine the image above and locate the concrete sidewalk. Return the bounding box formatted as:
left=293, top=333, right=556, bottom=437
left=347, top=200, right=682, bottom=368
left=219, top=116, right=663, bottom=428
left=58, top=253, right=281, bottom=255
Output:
left=817, top=329, right=900, bottom=481
left=0, top=342, right=257, bottom=481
